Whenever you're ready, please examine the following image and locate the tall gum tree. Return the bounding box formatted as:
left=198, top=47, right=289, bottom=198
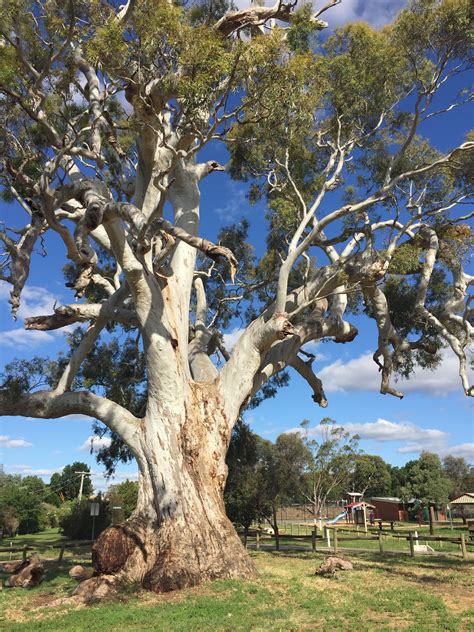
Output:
left=0, top=0, right=473, bottom=598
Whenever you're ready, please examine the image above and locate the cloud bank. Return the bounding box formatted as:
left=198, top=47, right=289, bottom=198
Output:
left=287, top=417, right=474, bottom=462
left=318, top=350, right=472, bottom=396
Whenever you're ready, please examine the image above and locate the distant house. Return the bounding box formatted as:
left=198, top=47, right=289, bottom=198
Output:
left=371, top=497, right=408, bottom=522
left=371, top=496, right=448, bottom=523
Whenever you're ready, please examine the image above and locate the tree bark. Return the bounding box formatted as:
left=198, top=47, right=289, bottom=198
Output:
left=75, top=385, right=256, bottom=599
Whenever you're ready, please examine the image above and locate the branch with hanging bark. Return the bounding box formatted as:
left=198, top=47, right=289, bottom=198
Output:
left=214, top=1, right=333, bottom=37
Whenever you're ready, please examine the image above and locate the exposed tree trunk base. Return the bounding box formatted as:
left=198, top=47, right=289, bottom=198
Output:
left=73, top=516, right=256, bottom=601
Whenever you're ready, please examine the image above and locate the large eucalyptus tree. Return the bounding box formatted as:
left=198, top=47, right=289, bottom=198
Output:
left=0, top=0, right=472, bottom=597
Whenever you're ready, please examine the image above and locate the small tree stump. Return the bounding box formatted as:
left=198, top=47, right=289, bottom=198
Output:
left=315, top=556, right=353, bottom=576
left=69, top=565, right=92, bottom=581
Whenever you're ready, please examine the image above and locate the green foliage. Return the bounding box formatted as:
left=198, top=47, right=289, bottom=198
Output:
left=443, top=455, right=471, bottom=498
left=394, top=0, right=473, bottom=67
left=351, top=454, right=392, bottom=498
left=259, top=431, right=311, bottom=526
left=388, top=240, right=422, bottom=275
left=0, top=357, right=56, bottom=398
left=400, top=452, right=453, bottom=508
left=287, top=4, right=320, bottom=53
left=106, top=479, right=139, bottom=521
left=0, top=474, right=49, bottom=534
left=55, top=462, right=93, bottom=502
left=224, top=420, right=269, bottom=530
left=59, top=496, right=110, bottom=540
left=323, top=21, right=410, bottom=133
left=188, top=0, right=236, bottom=26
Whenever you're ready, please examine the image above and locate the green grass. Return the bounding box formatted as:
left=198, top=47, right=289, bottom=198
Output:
left=1, top=545, right=473, bottom=631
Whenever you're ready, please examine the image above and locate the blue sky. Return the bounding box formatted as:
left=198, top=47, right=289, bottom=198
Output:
left=1, top=0, right=473, bottom=491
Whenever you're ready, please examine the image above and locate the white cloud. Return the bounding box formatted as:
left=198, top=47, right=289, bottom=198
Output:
left=341, top=419, right=448, bottom=445
left=0, top=435, right=33, bottom=448
left=6, top=464, right=62, bottom=476
left=343, top=419, right=449, bottom=454
left=318, top=350, right=472, bottom=397
left=0, top=282, right=77, bottom=349
left=0, top=282, right=60, bottom=320
left=0, top=328, right=56, bottom=349
left=64, top=414, right=94, bottom=422
left=213, top=183, right=249, bottom=222
left=438, top=443, right=474, bottom=462
left=80, top=436, right=112, bottom=453
left=328, top=0, right=408, bottom=29
left=90, top=469, right=139, bottom=491
left=223, top=326, right=245, bottom=351
left=285, top=417, right=473, bottom=462
left=22, top=414, right=94, bottom=423
left=301, top=341, right=328, bottom=361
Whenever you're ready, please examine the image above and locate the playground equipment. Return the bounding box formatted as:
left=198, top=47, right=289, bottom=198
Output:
left=326, top=511, right=347, bottom=525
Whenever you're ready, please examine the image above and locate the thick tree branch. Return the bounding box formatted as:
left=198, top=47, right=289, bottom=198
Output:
left=0, top=390, right=140, bottom=449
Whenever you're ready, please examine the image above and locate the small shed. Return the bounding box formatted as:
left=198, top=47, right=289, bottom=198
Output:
left=371, top=497, right=408, bottom=522
left=449, top=492, right=474, bottom=521
left=449, top=492, right=474, bottom=506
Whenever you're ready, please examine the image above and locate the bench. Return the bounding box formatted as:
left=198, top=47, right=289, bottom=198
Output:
left=467, top=521, right=474, bottom=541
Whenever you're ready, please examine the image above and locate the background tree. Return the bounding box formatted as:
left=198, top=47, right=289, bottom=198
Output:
left=106, top=479, right=139, bottom=522
left=224, top=420, right=269, bottom=543
left=56, top=463, right=93, bottom=502
left=443, top=455, right=472, bottom=523
left=351, top=454, right=392, bottom=499
left=400, top=452, right=453, bottom=534
left=443, top=456, right=470, bottom=497
left=388, top=465, right=408, bottom=498
left=0, top=0, right=472, bottom=597
left=0, top=474, right=47, bottom=534
left=60, top=495, right=110, bottom=540
left=300, top=418, right=360, bottom=519
left=259, top=432, right=311, bottom=545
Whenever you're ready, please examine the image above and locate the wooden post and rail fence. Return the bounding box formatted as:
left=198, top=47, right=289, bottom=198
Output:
left=238, top=525, right=473, bottom=560
left=0, top=540, right=93, bottom=563
left=0, top=529, right=471, bottom=564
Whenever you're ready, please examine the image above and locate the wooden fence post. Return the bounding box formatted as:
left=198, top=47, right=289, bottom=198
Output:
left=312, top=529, right=317, bottom=552
left=409, top=532, right=415, bottom=557
left=334, top=528, right=338, bottom=554
left=255, top=530, right=260, bottom=552
left=22, top=545, right=27, bottom=561
left=58, top=543, right=66, bottom=562
left=460, top=533, right=467, bottom=559
left=378, top=532, right=384, bottom=555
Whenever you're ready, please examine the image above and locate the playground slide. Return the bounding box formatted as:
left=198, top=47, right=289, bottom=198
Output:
left=326, top=511, right=347, bottom=525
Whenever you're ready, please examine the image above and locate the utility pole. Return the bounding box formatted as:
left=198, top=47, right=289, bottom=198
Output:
left=75, top=471, right=90, bottom=502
